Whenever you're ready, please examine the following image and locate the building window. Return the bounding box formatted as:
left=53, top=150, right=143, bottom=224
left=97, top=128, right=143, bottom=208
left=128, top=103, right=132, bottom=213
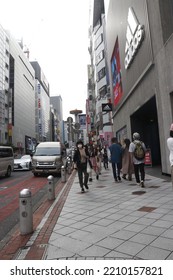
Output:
left=95, top=34, right=103, bottom=50
left=5, top=49, right=9, bottom=57
left=96, top=50, right=104, bottom=65
left=99, top=85, right=107, bottom=98
left=97, top=67, right=106, bottom=82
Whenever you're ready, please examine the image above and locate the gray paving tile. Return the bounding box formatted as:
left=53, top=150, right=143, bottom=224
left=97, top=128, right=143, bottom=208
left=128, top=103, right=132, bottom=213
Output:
left=105, top=250, right=135, bottom=259
left=115, top=241, right=145, bottom=255
left=136, top=246, right=171, bottom=260
left=111, top=230, right=137, bottom=240
left=124, top=223, right=147, bottom=233
left=95, top=218, right=114, bottom=226
left=96, top=236, right=124, bottom=250
left=150, top=237, right=173, bottom=251
left=129, top=233, right=157, bottom=245
left=166, top=252, right=173, bottom=260
left=80, top=245, right=110, bottom=257
left=44, top=245, right=75, bottom=259
left=161, top=229, right=173, bottom=239
left=151, top=220, right=173, bottom=228
left=141, top=225, right=166, bottom=236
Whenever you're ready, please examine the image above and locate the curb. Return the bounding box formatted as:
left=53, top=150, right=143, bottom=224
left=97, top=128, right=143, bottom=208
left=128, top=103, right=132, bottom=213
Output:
left=0, top=171, right=76, bottom=260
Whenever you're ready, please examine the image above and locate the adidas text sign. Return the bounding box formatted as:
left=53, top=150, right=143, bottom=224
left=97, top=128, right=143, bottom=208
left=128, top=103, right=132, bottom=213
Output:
left=125, top=7, right=145, bottom=69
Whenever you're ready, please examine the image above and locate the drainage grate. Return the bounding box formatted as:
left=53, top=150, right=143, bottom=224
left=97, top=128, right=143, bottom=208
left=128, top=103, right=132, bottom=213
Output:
left=129, top=183, right=137, bottom=186
left=149, top=185, right=160, bottom=189
left=138, top=206, right=157, bottom=212
left=132, top=191, right=146, bottom=195
left=96, top=185, right=106, bottom=188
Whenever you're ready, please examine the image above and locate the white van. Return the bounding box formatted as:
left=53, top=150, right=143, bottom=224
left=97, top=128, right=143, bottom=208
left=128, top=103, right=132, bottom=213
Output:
left=32, top=142, right=66, bottom=176
left=0, top=146, right=14, bottom=177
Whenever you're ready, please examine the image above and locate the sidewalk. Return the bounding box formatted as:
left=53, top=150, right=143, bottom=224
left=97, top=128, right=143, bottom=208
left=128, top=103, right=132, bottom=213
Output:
left=13, top=165, right=173, bottom=260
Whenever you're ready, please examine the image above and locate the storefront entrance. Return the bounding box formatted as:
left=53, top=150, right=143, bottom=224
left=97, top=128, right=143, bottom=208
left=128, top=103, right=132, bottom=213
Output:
left=130, top=96, right=161, bottom=165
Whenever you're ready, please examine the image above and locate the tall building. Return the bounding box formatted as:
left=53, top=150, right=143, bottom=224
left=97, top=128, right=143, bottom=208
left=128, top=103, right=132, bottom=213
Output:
left=31, top=61, right=50, bottom=143
left=50, top=95, right=63, bottom=142
left=0, top=24, right=10, bottom=144
left=7, top=32, right=36, bottom=153
left=105, top=0, right=173, bottom=174
left=89, top=0, right=113, bottom=147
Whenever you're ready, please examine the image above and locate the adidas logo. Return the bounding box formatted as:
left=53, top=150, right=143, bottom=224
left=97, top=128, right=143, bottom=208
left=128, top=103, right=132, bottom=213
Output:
left=102, top=104, right=112, bottom=111
left=124, top=7, right=145, bottom=69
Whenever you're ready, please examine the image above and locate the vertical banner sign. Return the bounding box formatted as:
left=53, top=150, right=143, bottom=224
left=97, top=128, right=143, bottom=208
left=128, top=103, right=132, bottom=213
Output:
left=111, top=37, right=123, bottom=106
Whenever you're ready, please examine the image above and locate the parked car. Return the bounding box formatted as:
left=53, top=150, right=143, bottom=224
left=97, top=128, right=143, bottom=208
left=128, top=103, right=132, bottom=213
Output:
left=14, top=154, right=32, bottom=171
left=0, top=146, right=14, bottom=177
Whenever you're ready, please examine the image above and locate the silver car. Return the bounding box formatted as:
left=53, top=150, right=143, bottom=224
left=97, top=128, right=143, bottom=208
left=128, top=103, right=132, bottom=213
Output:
left=14, top=155, right=32, bottom=171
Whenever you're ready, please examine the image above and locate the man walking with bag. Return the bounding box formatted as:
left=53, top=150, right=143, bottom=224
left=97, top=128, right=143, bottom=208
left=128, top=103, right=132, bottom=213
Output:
left=129, top=132, right=146, bottom=187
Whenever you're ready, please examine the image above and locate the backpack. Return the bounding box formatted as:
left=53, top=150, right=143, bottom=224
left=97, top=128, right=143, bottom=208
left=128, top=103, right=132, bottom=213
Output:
left=133, top=141, right=145, bottom=160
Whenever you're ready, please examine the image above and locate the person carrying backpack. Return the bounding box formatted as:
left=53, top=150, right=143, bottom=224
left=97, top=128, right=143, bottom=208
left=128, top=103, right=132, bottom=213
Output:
left=129, top=132, right=146, bottom=187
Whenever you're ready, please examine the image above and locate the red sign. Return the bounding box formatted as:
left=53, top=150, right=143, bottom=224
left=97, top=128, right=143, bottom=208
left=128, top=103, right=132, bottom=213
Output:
left=145, top=149, right=152, bottom=166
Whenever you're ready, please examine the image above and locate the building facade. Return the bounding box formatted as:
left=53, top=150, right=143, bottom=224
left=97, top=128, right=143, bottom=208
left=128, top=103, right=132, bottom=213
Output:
left=50, top=95, right=63, bottom=142
left=105, top=0, right=173, bottom=174
left=8, top=32, right=36, bottom=153
left=0, top=24, right=10, bottom=144
left=31, top=61, right=50, bottom=143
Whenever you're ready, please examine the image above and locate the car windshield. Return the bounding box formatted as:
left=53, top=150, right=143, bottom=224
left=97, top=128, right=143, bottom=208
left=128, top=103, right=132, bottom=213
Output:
left=34, top=147, right=61, bottom=156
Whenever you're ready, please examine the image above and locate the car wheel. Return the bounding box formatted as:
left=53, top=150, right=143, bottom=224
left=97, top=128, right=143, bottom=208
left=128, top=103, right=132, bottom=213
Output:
left=6, top=166, right=11, bottom=177
left=29, top=163, right=32, bottom=170
left=33, top=172, right=38, bottom=177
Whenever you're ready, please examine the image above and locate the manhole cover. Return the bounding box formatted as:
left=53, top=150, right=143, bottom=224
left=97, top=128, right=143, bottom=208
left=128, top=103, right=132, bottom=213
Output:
left=132, top=191, right=146, bottom=195
left=149, top=186, right=160, bottom=188
left=138, top=206, right=157, bottom=212
left=96, top=185, right=106, bottom=188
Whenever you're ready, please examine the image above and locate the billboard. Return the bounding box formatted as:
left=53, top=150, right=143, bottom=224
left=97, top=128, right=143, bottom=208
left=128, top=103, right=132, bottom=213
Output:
left=79, top=114, right=86, bottom=129
left=111, top=37, right=123, bottom=106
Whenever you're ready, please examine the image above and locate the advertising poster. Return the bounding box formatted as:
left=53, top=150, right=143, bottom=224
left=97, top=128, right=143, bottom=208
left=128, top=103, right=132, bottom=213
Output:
left=111, top=37, right=123, bottom=106
left=79, top=114, right=86, bottom=129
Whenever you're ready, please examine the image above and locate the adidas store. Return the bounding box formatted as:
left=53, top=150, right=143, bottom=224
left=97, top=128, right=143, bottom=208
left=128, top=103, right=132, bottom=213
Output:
left=105, top=0, right=173, bottom=174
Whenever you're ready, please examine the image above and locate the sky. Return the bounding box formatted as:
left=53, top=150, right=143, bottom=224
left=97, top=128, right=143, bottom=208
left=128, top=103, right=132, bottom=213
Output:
left=0, top=0, right=91, bottom=121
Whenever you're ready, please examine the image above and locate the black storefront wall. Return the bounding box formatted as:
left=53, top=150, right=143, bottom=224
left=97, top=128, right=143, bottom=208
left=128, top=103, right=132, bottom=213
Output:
left=130, top=96, right=161, bottom=165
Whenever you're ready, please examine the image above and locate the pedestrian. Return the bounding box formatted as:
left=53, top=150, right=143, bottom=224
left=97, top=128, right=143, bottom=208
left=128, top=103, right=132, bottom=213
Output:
left=102, top=147, right=109, bottom=169
left=129, top=132, right=146, bottom=187
left=109, top=137, right=123, bottom=182
left=121, top=138, right=134, bottom=180
left=167, top=123, right=173, bottom=189
left=85, top=144, right=93, bottom=182
left=73, top=140, right=89, bottom=193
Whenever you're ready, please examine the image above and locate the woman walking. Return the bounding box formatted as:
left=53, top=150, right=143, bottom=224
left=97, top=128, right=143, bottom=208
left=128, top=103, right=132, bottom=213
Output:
left=73, top=140, right=89, bottom=192
left=121, top=138, right=134, bottom=181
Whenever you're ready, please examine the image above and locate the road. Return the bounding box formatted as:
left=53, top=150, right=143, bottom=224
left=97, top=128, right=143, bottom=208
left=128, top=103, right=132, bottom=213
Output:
left=0, top=170, right=60, bottom=243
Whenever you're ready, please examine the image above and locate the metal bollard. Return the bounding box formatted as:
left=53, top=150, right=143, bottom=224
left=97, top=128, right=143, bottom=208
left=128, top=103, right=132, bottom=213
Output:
left=47, top=175, right=55, bottom=200
left=67, top=157, right=72, bottom=174
left=19, top=188, right=33, bottom=235
left=61, top=165, right=66, bottom=182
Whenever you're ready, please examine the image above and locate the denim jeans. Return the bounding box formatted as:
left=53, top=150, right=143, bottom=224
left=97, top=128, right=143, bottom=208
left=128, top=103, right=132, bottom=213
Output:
left=111, top=162, right=121, bottom=180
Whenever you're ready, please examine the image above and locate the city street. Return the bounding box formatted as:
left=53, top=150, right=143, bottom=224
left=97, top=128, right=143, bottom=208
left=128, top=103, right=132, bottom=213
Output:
left=0, top=171, right=60, bottom=244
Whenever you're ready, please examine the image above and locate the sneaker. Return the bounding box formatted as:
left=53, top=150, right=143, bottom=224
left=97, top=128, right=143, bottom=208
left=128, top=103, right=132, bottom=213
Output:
left=137, top=182, right=140, bottom=186
left=122, top=175, right=127, bottom=180
left=89, top=178, right=92, bottom=182
left=141, top=181, right=145, bottom=188
left=96, top=174, right=99, bottom=180
left=85, top=185, right=89, bottom=189
left=118, top=176, right=121, bottom=182
left=115, top=178, right=118, bottom=182
left=81, top=188, right=85, bottom=193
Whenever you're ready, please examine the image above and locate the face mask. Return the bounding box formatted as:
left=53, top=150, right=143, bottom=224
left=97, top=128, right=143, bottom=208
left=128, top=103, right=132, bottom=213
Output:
left=78, top=144, right=82, bottom=149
